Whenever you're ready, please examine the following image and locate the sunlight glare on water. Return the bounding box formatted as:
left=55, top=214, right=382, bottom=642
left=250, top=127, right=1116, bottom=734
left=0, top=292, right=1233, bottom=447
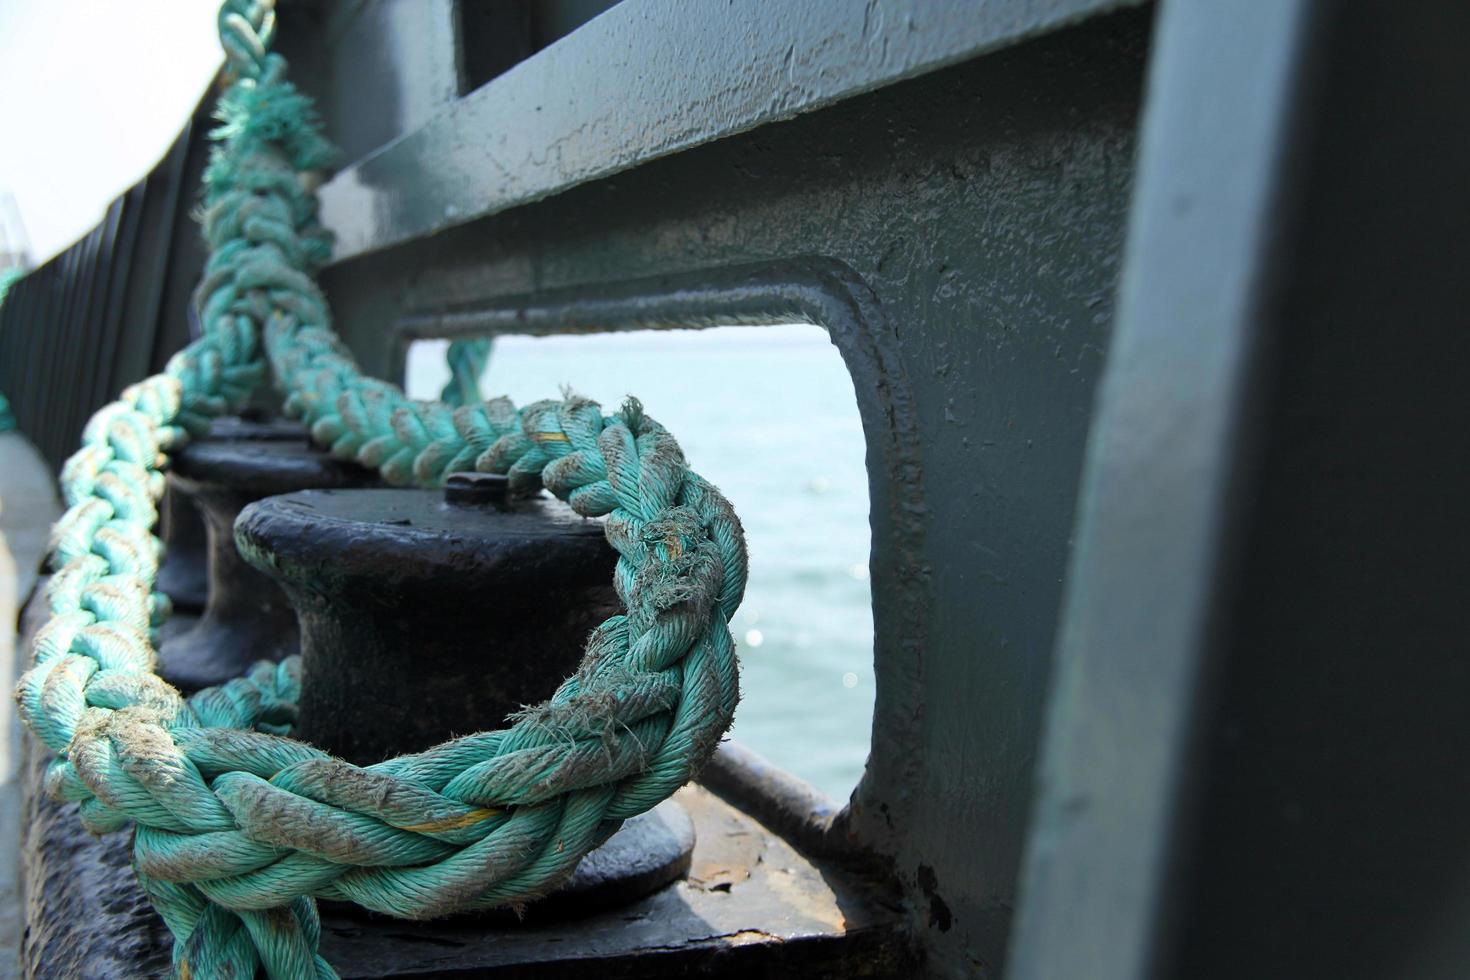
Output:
left=406, top=324, right=874, bottom=801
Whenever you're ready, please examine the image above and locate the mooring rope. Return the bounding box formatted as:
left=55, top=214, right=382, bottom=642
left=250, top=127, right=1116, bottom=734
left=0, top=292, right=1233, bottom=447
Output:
left=15, top=2, right=746, bottom=976
left=440, top=337, right=493, bottom=407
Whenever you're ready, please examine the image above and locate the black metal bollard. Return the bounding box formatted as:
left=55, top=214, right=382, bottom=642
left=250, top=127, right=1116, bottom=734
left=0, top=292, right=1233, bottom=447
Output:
left=157, top=420, right=376, bottom=692
left=23, top=476, right=901, bottom=973
left=154, top=417, right=303, bottom=614
left=154, top=485, right=208, bottom=613
left=235, top=473, right=624, bottom=764
left=236, top=474, right=697, bottom=917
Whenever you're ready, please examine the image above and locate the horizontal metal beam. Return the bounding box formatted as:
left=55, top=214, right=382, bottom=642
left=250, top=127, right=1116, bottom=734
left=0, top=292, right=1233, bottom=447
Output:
left=318, top=0, right=1138, bottom=261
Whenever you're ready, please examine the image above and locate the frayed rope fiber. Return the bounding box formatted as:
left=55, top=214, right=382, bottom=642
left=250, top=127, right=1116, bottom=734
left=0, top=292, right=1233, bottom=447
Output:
left=15, top=2, right=747, bottom=977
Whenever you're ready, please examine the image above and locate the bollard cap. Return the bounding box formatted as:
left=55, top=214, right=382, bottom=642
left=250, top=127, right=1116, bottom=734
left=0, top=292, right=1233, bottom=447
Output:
left=170, top=439, right=375, bottom=496
left=237, top=487, right=614, bottom=599
left=206, top=415, right=310, bottom=442
left=443, top=472, right=514, bottom=510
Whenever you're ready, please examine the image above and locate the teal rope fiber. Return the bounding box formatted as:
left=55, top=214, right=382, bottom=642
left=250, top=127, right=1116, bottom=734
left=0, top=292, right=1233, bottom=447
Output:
left=15, top=2, right=746, bottom=977
left=440, top=337, right=493, bottom=406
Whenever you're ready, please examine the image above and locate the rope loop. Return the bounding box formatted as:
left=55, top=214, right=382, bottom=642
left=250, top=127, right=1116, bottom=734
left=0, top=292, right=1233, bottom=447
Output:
left=15, top=1, right=747, bottom=976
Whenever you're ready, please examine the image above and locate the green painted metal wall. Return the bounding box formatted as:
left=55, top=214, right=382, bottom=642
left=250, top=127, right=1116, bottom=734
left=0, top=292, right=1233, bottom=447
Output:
left=293, top=3, right=1152, bottom=973
left=6, top=2, right=1469, bottom=975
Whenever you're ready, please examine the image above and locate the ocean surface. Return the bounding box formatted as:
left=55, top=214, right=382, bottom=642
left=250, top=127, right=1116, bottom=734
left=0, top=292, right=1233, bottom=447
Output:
left=406, top=324, right=874, bottom=802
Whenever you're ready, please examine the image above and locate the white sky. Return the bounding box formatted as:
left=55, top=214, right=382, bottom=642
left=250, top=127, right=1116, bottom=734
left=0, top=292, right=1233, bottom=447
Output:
left=0, top=0, right=221, bottom=262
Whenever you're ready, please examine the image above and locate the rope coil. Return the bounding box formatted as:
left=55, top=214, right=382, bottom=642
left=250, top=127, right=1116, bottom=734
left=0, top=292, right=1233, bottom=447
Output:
left=15, top=2, right=746, bottom=976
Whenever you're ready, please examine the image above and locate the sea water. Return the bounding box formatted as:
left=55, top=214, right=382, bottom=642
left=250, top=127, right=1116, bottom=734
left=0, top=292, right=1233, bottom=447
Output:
left=406, top=324, right=873, bottom=802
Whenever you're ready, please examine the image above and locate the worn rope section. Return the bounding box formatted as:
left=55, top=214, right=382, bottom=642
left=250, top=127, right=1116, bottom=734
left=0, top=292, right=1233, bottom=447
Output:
left=13, top=1, right=747, bottom=978
left=440, top=337, right=493, bottom=407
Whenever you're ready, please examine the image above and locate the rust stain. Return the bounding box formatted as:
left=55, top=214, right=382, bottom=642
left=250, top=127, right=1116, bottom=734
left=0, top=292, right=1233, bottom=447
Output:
left=725, top=929, right=785, bottom=946
left=687, top=863, right=750, bottom=892
left=531, top=431, right=570, bottom=443
left=401, top=807, right=500, bottom=833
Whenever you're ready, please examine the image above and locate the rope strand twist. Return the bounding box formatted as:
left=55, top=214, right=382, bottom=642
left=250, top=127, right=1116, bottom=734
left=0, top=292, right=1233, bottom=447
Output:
left=15, top=2, right=746, bottom=976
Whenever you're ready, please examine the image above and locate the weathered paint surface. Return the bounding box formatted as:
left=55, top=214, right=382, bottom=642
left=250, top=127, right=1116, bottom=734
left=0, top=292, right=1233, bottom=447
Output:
left=10, top=1, right=1470, bottom=977
left=1007, top=3, right=1321, bottom=976
left=1014, top=2, right=1470, bottom=978
left=281, top=0, right=461, bottom=165
left=308, top=8, right=1151, bottom=974
left=303, top=0, right=1143, bottom=261
left=8, top=2, right=1151, bottom=974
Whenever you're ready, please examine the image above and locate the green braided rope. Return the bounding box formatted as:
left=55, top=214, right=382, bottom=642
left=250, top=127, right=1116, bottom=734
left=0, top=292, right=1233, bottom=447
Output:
left=14, top=2, right=746, bottom=977
left=440, top=337, right=493, bottom=406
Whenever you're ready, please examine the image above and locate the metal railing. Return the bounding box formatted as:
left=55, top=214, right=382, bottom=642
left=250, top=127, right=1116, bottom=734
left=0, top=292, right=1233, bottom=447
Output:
left=0, top=97, right=212, bottom=470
